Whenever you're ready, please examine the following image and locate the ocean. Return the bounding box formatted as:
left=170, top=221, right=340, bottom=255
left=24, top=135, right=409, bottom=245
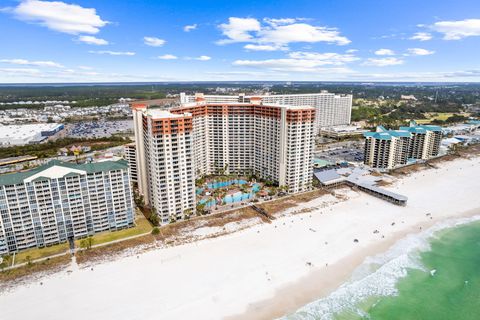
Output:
left=282, top=216, right=480, bottom=320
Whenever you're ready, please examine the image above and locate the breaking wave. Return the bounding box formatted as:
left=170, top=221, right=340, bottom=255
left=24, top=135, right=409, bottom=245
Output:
left=281, top=215, right=480, bottom=320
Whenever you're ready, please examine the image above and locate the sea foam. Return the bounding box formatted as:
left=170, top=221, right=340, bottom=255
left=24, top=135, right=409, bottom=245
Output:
left=281, top=215, right=480, bottom=320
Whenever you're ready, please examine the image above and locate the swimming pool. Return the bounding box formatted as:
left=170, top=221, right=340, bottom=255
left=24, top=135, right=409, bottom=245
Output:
left=198, top=182, right=261, bottom=208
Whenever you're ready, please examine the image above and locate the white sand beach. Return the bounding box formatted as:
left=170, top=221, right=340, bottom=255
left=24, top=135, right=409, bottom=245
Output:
left=0, top=156, right=479, bottom=320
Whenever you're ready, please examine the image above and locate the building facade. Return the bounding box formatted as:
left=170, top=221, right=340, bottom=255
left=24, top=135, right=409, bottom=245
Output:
left=139, top=109, right=196, bottom=224
left=399, top=123, right=442, bottom=160
left=180, top=91, right=352, bottom=130
left=0, top=160, right=134, bottom=255
left=132, top=98, right=315, bottom=224
left=364, top=123, right=442, bottom=170
left=364, top=128, right=410, bottom=169
left=124, top=143, right=138, bottom=183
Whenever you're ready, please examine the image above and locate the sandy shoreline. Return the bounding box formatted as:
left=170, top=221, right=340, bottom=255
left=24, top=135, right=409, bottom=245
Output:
left=226, top=207, right=480, bottom=320
left=0, top=156, right=479, bottom=320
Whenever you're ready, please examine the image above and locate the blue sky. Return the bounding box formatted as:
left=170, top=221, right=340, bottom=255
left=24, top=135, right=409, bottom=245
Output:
left=0, top=0, right=480, bottom=83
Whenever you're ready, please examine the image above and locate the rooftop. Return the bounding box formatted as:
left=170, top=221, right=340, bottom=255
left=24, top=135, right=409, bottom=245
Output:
left=179, top=101, right=315, bottom=111
left=364, top=130, right=411, bottom=140
left=146, top=109, right=191, bottom=119
left=0, top=159, right=128, bottom=187
left=0, top=123, right=63, bottom=140
left=314, top=169, right=345, bottom=185
left=355, top=181, right=408, bottom=202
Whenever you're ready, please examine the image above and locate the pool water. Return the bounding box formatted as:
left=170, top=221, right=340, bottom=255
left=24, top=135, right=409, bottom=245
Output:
left=197, top=180, right=260, bottom=208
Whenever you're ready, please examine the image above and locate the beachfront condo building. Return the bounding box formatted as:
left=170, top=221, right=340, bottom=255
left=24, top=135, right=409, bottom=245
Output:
left=399, top=122, right=442, bottom=159
left=364, top=123, right=442, bottom=170
left=180, top=91, right=352, bottom=131
left=133, top=106, right=196, bottom=224
left=124, top=143, right=138, bottom=183
left=364, top=127, right=411, bottom=169
left=132, top=98, right=315, bottom=224
left=0, top=160, right=134, bottom=255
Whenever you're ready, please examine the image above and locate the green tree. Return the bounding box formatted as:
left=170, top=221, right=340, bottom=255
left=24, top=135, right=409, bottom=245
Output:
left=148, top=210, right=159, bottom=226
left=183, top=208, right=193, bottom=220
left=196, top=203, right=206, bottom=216
left=0, top=255, right=11, bottom=270
left=80, top=236, right=94, bottom=250
left=86, top=236, right=93, bottom=249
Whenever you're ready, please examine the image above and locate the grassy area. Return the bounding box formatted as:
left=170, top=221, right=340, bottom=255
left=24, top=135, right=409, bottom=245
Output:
left=415, top=112, right=454, bottom=124
left=13, top=242, right=69, bottom=265
left=258, top=189, right=329, bottom=216
left=75, top=234, right=155, bottom=265
left=74, top=214, right=152, bottom=248
left=0, top=254, right=71, bottom=288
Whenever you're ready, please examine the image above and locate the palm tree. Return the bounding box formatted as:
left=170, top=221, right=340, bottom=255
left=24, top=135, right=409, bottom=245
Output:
left=183, top=208, right=193, bottom=220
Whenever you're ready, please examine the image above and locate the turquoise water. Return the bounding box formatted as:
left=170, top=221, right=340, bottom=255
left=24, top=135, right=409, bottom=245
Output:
left=197, top=180, right=260, bottom=207
left=283, top=217, right=480, bottom=320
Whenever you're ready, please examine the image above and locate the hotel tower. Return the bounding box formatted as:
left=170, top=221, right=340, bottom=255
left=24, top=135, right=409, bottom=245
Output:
left=132, top=97, right=315, bottom=224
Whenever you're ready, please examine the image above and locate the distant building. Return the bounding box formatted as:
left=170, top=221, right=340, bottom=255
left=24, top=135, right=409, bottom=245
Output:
left=124, top=143, right=137, bottom=183
left=180, top=91, right=352, bottom=131
left=400, top=95, right=417, bottom=101
left=442, top=122, right=479, bottom=135
left=0, top=160, right=134, bottom=255
left=320, top=125, right=367, bottom=139
left=0, top=123, right=64, bottom=146
left=363, top=122, right=442, bottom=169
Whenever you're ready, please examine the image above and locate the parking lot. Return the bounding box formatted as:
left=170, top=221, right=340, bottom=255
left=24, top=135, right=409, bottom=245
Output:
left=65, top=120, right=133, bottom=138
left=315, top=140, right=365, bottom=165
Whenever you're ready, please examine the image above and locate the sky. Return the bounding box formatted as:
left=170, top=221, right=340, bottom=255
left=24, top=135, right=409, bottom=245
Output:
left=0, top=0, right=480, bottom=83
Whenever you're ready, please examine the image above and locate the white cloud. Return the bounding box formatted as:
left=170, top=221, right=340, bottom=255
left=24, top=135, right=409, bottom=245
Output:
left=143, top=36, right=166, bottom=47
left=78, top=35, right=108, bottom=45
left=374, top=48, right=395, bottom=56
left=0, top=58, right=63, bottom=68
left=263, top=18, right=298, bottom=26
left=217, top=17, right=261, bottom=44
left=405, top=48, right=435, bottom=56
left=287, top=51, right=360, bottom=64
left=233, top=51, right=358, bottom=72
left=348, top=69, right=480, bottom=81
left=78, top=66, right=93, bottom=70
left=183, top=24, right=197, bottom=32
left=206, top=71, right=289, bottom=78
left=258, top=23, right=350, bottom=46
left=217, top=17, right=350, bottom=49
left=157, top=54, right=178, bottom=60
left=89, top=50, right=135, bottom=56
left=184, top=55, right=211, bottom=61
left=346, top=49, right=358, bottom=53
left=11, top=0, right=108, bottom=34
left=362, top=57, right=404, bottom=67
left=0, top=67, right=178, bottom=82
left=410, top=32, right=432, bottom=41
left=431, top=19, right=480, bottom=40
left=0, top=68, right=41, bottom=76
left=244, top=44, right=286, bottom=51
left=195, top=55, right=211, bottom=61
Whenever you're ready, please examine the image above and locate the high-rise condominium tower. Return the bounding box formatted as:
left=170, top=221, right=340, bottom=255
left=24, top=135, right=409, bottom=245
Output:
left=132, top=98, right=315, bottom=224
left=180, top=91, right=352, bottom=131
left=0, top=160, right=134, bottom=255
